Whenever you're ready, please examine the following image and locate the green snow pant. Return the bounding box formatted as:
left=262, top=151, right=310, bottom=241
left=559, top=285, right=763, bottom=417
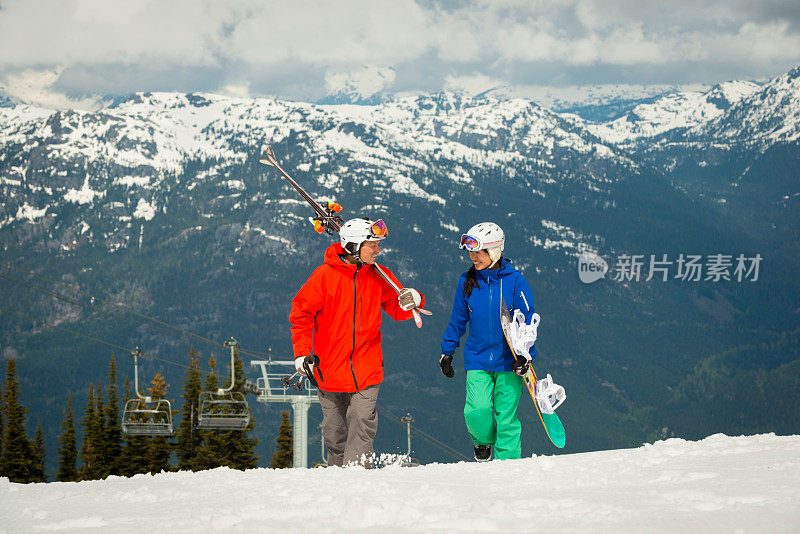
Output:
left=464, top=370, right=523, bottom=460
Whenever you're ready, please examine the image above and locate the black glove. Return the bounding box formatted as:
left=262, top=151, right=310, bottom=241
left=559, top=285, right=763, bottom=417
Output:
left=512, top=356, right=530, bottom=376
left=439, top=354, right=454, bottom=378
left=303, top=354, right=323, bottom=386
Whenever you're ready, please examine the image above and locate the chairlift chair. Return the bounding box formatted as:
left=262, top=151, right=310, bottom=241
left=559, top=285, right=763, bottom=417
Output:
left=121, top=348, right=174, bottom=436
left=196, top=338, right=252, bottom=430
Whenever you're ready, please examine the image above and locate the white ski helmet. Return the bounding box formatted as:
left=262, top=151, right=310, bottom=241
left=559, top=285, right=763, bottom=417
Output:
left=460, top=222, right=505, bottom=266
left=339, top=217, right=388, bottom=255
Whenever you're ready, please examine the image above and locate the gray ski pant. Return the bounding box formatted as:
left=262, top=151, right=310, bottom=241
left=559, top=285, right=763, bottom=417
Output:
left=317, top=384, right=379, bottom=467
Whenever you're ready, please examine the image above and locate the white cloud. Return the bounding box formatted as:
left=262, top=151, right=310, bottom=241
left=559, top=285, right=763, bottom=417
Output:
left=220, top=82, right=251, bottom=99
left=443, top=74, right=509, bottom=96
left=223, top=0, right=433, bottom=66
left=0, top=68, right=107, bottom=110
left=0, top=0, right=227, bottom=67
left=325, top=65, right=397, bottom=99
left=730, top=21, right=800, bottom=61
left=0, top=0, right=797, bottom=99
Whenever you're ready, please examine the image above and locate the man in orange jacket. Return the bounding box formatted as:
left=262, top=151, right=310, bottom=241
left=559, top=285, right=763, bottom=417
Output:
left=289, top=217, right=424, bottom=467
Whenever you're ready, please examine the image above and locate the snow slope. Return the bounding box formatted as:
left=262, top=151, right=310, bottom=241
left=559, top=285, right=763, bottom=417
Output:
left=1, top=433, right=798, bottom=533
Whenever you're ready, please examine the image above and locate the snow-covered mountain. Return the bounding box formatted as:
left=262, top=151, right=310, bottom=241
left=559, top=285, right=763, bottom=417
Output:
left=693, top=66, right=800, bottom=146
left=0, top=90, right=629, bottom=175
left=531, top=83, right=686, bottom=113
left=1, top=433, right=798, bottom=533
left=0, top=90, right=634, bottom=250
left=0, top=89, right=23, bottom=108
left=577, top=66, right=800, bottom=150
left=580, top=81, right=761, bottom=145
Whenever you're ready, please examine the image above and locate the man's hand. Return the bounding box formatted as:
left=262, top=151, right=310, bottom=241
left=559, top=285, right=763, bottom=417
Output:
left=295, top=355, right=322, bottom=380
left=295, top=356, right=310, bottom=377
left=398, top=288, right=422, bottom=311
left=439, top=354, right=455, bottom=378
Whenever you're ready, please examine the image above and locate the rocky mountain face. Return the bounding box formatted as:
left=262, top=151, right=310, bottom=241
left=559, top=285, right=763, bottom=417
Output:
left=1, top=66, right=798, bottom=467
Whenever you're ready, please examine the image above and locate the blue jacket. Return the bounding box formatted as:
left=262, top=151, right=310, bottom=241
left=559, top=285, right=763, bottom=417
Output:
left=441, top=258, right=537, bottom=372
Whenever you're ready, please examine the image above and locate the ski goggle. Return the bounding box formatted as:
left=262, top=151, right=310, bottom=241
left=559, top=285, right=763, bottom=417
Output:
left=459, top=233, right=502, bottom=251
left=369, top=219, right=388, bottom=238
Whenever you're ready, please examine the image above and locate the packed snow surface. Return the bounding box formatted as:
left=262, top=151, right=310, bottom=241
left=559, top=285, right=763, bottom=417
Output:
left=1, top=433, right=798, bottom=533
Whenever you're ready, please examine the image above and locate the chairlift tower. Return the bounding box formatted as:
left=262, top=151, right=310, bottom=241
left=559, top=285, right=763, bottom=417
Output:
left=251, top=351, right=320, bottom=468
left=401, top=413, right=413, bottom=457
left=400, top=412, right=420, bottom=467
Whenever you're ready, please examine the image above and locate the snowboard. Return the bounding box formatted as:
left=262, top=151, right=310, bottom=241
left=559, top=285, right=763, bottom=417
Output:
left=500, top=298, right=566, bottom=449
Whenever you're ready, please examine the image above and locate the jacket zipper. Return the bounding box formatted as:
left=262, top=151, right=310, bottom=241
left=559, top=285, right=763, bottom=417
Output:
left=489, top=276, right=494, bottom=365
left=350, top=268, right=360, bottom=391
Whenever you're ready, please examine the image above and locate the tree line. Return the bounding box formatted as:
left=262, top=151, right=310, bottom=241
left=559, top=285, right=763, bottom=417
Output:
left=0, top=346, right=295, bottom=483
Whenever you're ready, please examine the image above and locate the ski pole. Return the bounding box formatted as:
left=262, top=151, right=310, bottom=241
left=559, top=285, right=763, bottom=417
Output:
left=259, top=147, right=432, bottom=327
left=280, top=371, right=304, bottom=391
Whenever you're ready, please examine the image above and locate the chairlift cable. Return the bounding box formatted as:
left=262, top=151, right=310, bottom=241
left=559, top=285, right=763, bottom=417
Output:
left=376, top=405, right=471, bottom=462
left=378, top=406, right=470, bottom=461
left=0, top=305, right=192, bottom=370
left=0, top=259, right=270, bottom=359
left=0, top=271, right=213, bottom=346
left=0, top=272, right=84, bottom=307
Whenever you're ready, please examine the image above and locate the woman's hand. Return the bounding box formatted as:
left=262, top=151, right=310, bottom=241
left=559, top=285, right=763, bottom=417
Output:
left=439, top=354, right=455, bottom=378
left=512, top=356, right=530, bottom=376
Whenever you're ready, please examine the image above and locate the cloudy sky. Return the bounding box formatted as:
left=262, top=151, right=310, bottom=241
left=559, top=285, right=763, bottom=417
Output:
left=1, top=0, right=799, bottom=109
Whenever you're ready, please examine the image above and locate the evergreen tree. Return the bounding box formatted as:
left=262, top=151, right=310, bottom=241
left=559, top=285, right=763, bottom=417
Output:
left=270, top=410, right=293, bottom=469
left=118, top=377, right=150, bottom=477
left=79, top=384, right=104, bottom=480
left=56, top=393, right=79, bottom=482
left=191, top=354, right=227, bottom=471
left=31, top=422, right=46, bottom=482
left=176, top=346, right=202, bottom=470
left=102, top=354, right=122, bottom=477
left=94, top=381, right=106, bottom=466
left=0, top=380, right=4, bottom=461
left=221, top=352, right=259, bottom=470
left=0, top=358, right=34, bottom=483
left=146, top=373, right=174, bottom=474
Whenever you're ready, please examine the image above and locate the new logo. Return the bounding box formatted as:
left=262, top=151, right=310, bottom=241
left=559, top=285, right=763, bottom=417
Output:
left=578, top=252, right=608, bottom=284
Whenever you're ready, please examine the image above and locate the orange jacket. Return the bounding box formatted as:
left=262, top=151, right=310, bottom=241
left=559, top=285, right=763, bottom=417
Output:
left=289, top=243, right=424, bottom=392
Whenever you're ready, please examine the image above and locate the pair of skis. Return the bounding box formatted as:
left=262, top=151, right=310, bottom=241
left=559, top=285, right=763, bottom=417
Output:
left=500, top=299, right=566, bottom=449
left=258, top=146, right=432, bottom=327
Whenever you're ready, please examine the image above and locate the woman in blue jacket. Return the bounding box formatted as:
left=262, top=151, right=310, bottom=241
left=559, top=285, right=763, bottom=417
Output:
left=439, top=222, right=537, bottom=461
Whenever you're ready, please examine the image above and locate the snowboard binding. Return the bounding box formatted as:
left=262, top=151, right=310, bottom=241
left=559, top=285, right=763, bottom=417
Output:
left=534, top=373, right=566, bottom=414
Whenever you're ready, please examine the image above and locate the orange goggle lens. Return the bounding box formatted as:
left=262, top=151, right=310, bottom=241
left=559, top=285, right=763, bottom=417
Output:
left=370, top=219, right=388, bottom=237
left=459, top=234, right=481, bottom=251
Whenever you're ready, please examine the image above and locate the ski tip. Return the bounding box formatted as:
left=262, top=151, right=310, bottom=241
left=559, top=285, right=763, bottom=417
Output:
left=259, top=146, right=276, bottom=164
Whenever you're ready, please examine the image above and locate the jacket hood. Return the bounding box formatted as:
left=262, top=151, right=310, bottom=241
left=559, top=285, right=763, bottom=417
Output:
left=324, top=243, right=368, bottom=273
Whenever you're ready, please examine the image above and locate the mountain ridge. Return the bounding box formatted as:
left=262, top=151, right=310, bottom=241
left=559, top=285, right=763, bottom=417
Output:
left=1, top=65, right=798, bottom=470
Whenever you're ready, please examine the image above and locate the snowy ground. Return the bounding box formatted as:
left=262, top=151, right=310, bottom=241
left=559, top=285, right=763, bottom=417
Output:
left=1, top=433, right=799, bottom=533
